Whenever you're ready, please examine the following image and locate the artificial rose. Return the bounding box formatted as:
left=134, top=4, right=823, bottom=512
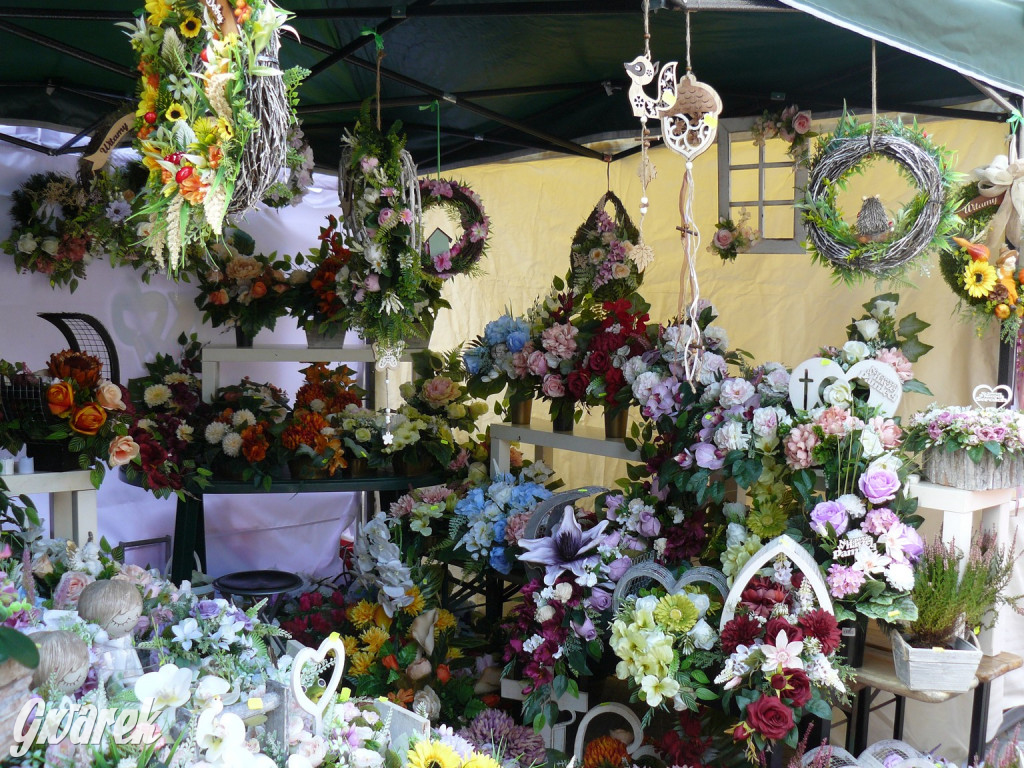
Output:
left=792, top=111, right=812, bottom=135
left=46, top=381, right=75, bottom=417
left=406, top=658, right=432, bottom=682
left=745, top=694, right=795, bottom=740
left=208, top=289, right=229, bottom=306
left=421, top=376, right=461, bottom=408
left=109, top=435, right=140, bottom=467
left=810, top=500, right=848, bottom=536
left=842, top=340, right=870, bottom=364
left=225, top=256, right=262, bottom=281
left=54, top=570, right=94, bottom=609
left=250, top=281, right=268, bottom=299
left=70, top=403, right=107, bottom=436
left=566, top=370, right=590, bottom=400
left=713, top=227, right=735, bottom=250
left=858, top=466, right=901, bottom=504
left=527, top=350, right=548, bottom=376
left=587, top=350, right=611, bottom=374
left=541, top=374, right=565, bottom=398
left=854, top=318, right=880, bottom=340
left=16, top=233, right=37, bottom=253
left=540, top=323, right=578, bottom=360
left=780, top=668, right=812, bottom=707
left=40, top=237, right=59, bottom=256
left=96, top=380, right=126, bottom=411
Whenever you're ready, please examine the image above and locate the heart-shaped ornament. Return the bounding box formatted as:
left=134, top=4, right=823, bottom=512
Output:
left=611, top=561, right=728, bottom=612
left=291, top=633, right=346, bottom=737
left=972, top=383, right=1013, bottom=409
left=573, top=702, right=659, bottom=762
left=788, top=357, right=903, bottom=416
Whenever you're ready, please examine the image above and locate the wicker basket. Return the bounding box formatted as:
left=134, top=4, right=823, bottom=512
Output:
left=922, top=446, right=1024, bottom=491
left=891, top=631, right=981, bottom=692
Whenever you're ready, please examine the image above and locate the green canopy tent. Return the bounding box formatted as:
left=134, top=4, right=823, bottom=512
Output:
left=0, top=0, right=1019, bottom=169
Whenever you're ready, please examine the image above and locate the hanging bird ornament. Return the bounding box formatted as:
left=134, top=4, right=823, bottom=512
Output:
left=624, top=55, right=677, bottom=120
left=855, top=195, right=893, bottom=243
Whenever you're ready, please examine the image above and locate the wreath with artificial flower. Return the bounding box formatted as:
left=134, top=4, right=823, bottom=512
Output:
left=938, top=181, right=1020, bottom=339
left=418, top=178, right=491, bottom=279
left=1, top=166, right=148, bottom=291
left=121, top=0, right=307, bottom=274
left=800, top=114, right=961, bottom=284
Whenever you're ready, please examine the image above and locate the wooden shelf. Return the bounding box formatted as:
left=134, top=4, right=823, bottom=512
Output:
left=489, top=421, right=640, bottom=475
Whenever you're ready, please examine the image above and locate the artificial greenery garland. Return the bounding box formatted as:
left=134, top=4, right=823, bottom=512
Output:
left=800, top=114, right=961, bottom=284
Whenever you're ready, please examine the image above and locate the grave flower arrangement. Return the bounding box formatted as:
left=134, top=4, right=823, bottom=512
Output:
left=203, top=378, right=290, bottom=486
left=709, top=210, right=760, bottom=263
left=288, top=214, right=356, bottom=338
left=400, top=349, right=489, bottom=435
left=582, top=295, right=652, bottom=415
left=419, top=177, right=491, bottom=279
left=905, top=405, right=1024, bottom=464
left=570, top=199, right=644, bottom=301
left=751, top=104, right=816, bottom=159
left=463, top=310, right=539, bottom=405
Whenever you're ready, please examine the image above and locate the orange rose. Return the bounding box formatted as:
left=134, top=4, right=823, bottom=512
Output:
left=381, top=654, right=399, bottom=671
left=250, top=281, right=267, bottom=299
left=208, top=289, right=229, bottom=306
left=436, top=664, right=451, bottom=684
left=69, top=403, right=107, bottom=436
left=95, top=380, right=126, bottom=411
left=46, top=381, right=75, bottom=417
left=108, top=435, right=140, bottom=467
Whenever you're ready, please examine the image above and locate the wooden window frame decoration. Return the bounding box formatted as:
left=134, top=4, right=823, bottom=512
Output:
left=716, top=116, right=808, bottom=255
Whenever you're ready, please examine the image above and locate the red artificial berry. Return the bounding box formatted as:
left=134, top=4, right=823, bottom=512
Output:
left=201, top=48, right=211, bottom=63
left=144, top=112, right=157, bottom=125
left=175, top=166, right=193, bottom=183
left=164, top=152, right=184, bottom=165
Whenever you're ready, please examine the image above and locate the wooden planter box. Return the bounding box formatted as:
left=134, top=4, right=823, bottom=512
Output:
left=0, top=659, right=35, bottom=757
left=922, top=447, right=1024, bottom=491
left=891, top=631, right=982, bottom=692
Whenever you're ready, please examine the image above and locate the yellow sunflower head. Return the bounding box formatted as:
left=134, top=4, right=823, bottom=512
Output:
left=965, top=260, right=997, bottom=298
left=654, top=593, right=698, bottom=634
left=407, top=740, right=462, bottom=768
left=179, top=14, right=201, bottom=37
left=360, top=625, right=390, bottom=656
left=165, top=102, right=187, bottom=122
left=464, top=754, right=502, bottom=768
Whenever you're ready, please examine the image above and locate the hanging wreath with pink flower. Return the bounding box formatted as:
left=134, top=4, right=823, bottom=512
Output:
left=418, top=178, right=490, bottom=279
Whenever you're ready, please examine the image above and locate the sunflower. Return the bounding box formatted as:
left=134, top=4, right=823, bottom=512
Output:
left=464, top=754, right=502, bottom=768
left=965, top=261, right=997, bottom=298
left=746, top=501, right=789, bottom=539
left=360, top=626, right=390, bottom=656
left=348, top=600, right=376, bottom=629
left=653, top=593, right=698, bottom=634
left=348, top=650, right=374, bottom=677
left=403, top=586, right=426, bottom=616
left=407, top=740, right=461, bottom=768
left=165, top=102, right=187, bottom=122
left=179, top=14, right=201, bottom=37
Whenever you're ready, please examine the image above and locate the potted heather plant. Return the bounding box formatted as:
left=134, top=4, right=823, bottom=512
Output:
left=891, top=530, right=1021, bottom=691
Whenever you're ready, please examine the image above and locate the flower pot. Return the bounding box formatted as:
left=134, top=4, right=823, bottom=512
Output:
left=393, top=455, right=433, bottom=476
left=604, top=408, right=628, bottom=440
left=346, top=457, right=370, bottom=478
left=922, top=446, right=1024, bottom=491
left=838, top=616, right=868, bottom=668
left=891, top=630, right=982, bottom=692
left=508, top=399, right=533, bottom=426
left=25, top=441, right=79, bottom=472
left=552, top=405, right=575, bottom=432
left=289, top=456, right=330, bottom=481
left=305, top=327, right=346, bottom=349
left=234, top=327, right=254, bottom=348
left=0, top=658, right=35, bottom=758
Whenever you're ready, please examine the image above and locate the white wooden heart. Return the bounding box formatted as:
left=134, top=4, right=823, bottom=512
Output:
left=611, top=561, right=728, bottom=612
left=788, top=357, right=902, bottom=416
left=291, top=634, right=346, bottom=737
left=972, top=383, right=1013, bottom=409
left=572, top=702, right=659, bottom=762
left=720, top=534, right=834, bottom=629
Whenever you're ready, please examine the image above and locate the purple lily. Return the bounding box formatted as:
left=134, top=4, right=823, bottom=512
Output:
left=519, top=506, right=609, bottom=585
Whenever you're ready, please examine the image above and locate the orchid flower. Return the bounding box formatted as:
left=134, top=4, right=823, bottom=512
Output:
left=760, top=629, right=805, bottom=673
left=518, top=506, right=609, bottom=586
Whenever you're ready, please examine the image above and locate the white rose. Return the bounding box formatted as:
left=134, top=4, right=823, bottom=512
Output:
left=40, top=237, right=59, bottom=256
left=535, top=605, right=555, bottom=623
left=871, top=299, right=897, bottom=319
left=351, top=749, right=384, bottom=768
left=854, top=318, right=880, bottom=340
left=16, top=233, right=37, bottom=253
left=823, top=381, right=853, bottom=407
left=726, top=522, right=748, bottom=548
left=842, top=340, right=870, bottom=364
left=635, top=595, right=659, bottom=614
left=688, top=618, right=716, bottom=650
left=859, top=429, right=884, bottom=459
left=688, top=592, right=710, bottom=618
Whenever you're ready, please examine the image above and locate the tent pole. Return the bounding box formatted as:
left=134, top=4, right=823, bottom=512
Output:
left=996, top=96, right=1024, bottom=396
left=0, top=20, right=134, bottom=79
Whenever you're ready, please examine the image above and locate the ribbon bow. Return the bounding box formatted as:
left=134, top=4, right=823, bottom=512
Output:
left=971, top=149, right=1024, bottom=253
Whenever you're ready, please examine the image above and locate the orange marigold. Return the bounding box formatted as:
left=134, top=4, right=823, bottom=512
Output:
left=583, top=736, right=630, bottom=768
left=241, top=423, right=269, bottom=463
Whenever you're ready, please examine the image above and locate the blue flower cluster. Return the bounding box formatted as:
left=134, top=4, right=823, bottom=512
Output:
left=483, top=314, right=531, bottom=353
left=454, top=472, right=551, bottom=574
left=463, top=313, right=532, bottom=379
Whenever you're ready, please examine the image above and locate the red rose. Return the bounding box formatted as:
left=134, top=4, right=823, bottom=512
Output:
left=587, top=350, right=611, bottom=374
left=781, top=668, right=812, bottom=707
left=720, top=615, right=762, bottom=655
left=798, top=609, right=842, bottom=655
left=745, top=695, right=795, bottom=741
left=566, top=370, right=590, bottom=400
left=765, top=618, right=803, bottom=645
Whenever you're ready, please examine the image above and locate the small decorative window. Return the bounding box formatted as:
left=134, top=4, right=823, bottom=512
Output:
left=716, top=117, right=807, bottom=254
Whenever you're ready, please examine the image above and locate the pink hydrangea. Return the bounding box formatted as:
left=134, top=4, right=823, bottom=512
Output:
left=816, top=406, right=860, bottom=436
left=784, top=424, right=819, bottom=469
left=875, top=347, right=913, bottom=382
left=505, top=510, right=532, bottom=544
left=540, top=323, right=578, bottom=359
left=827, top=563, right=866, bottom=599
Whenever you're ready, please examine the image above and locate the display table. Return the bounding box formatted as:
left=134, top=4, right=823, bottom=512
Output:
left=140, top=472, right=444, bottom=583
left=845, top=646, right=1022, bottom=758
left=488, top=421, right=640, bottom=476
left=3, top=470, right=96, bottom=546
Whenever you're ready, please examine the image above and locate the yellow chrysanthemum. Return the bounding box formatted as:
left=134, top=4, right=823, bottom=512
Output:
left=407, top=740, right=461, bottom=768
left=342, top=635, right=359, bottom=657
left=464, top=754, right=502, bottom=768
left=165, top=102, right=187, bottom=122
left=446, top=647, right=463, bottom=660
left=403, top=586, right=426, bottom=616
left=654, top=593, right=698, bottom=634
left=965, top=261, right=997, bottom=298
left=360, top=626, right=390, bottom=656
left=348, top=651, right=374, bottom=677
left=135, top=83, right=158, bottom=119
left=192, top=117, right=218, bottom=145
left=179, top=14, right=201, bottom=37
left=434, top=609, right=456, bottom=632
left=349, top=600, right=376, bottom=629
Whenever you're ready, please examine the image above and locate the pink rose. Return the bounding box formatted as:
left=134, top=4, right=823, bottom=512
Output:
left=874, top=347, right=913, bottom=382
left=780, top=104, right=798, bottom=122
left=421, top=376, right=461, bottom=408
left=527, top=350, right=548, bottom=376
left=510, top=351, right=530, bottom=379
left=779, top=127, right=796, bottom=143
left=378, top=208, right=394, bottom=227
left=364, top=274, right=381, bottom=292
left=713, top=227, right=735, bottom=250
left=407, top=658, right=432, bottom=682
left=54, top=571, right=94, bottom=609
left=359, top=156, right=379, bottom=173
left=108, top=435, right=140, bottom=467
left=869, top=416, right=903, bottom=449
left=96, top=380, right=126, bottom=411
left=541, top=374, right=565, bottom=398
left=540, top=323, right=578, bottom=359
left=792, top=111, right=812, bottom=135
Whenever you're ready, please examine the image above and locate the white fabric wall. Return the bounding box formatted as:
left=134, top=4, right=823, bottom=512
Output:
left=0, top=126, right=358, bottom=581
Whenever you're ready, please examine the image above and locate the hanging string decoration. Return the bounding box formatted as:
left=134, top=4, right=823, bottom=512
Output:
left=800, top=113, right=960, bottom=284
left=123, top=0, right=307, bottom=274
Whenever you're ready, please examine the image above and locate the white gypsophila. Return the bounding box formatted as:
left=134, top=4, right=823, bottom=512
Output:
left=837, top=493, right=866, bottom=518
left=704, top=325, right=729, bottom=351
left=204, top=421, right=228, bottom=444
left=221, top=432, right=243, bottom=457
left=855, top=318, right=880, bottom=340
left=714, top=421, right=750, bottom=452
left=823, top=381, right=853, bottom=408
left=859, top=429, right=884, bottom=459
left=631, top=371, right=662, bottom=404
left=621, top=355, right=648, bottom=386
left=885, top=561, right=915, bottom=592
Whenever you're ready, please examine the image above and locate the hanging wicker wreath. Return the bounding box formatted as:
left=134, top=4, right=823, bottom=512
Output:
left=801, top=115, right=960, bottom=283
left=419, top=178, right=491, bottom=279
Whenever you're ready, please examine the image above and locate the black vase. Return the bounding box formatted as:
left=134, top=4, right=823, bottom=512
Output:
left=25, top=441, right=80, bottom=472
left=839, top=616, right=869, bottom=667
left=234, top=327, right=253, bottom=348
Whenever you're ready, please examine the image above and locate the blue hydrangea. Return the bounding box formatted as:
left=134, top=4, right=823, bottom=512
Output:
left=506, top=330, right=529, bottom=353
left=463, top=347, right=489, bottom=376
left=483, top=315, right=516, bottom=346
left=490, top=545, right=511, bottom=574
left=454, top=475, right=552, bottom=567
